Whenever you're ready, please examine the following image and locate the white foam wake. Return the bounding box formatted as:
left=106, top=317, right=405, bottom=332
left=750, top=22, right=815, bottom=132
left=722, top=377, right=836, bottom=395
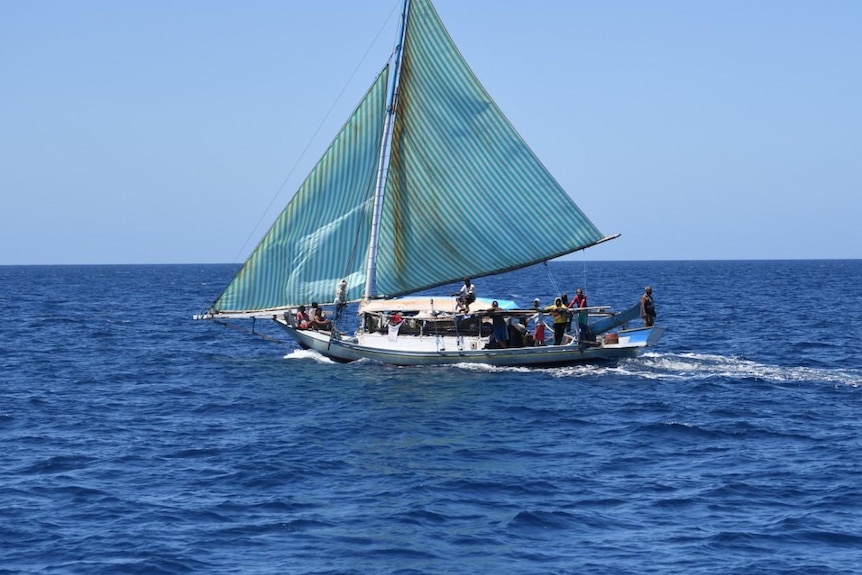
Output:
left=607, top=352, right=862, bottom=387
left=283, top=349, right=337, bottom=364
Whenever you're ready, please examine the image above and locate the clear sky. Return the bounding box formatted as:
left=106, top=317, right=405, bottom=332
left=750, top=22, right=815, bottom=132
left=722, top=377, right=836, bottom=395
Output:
left=2, top=0, right=860, bottom=265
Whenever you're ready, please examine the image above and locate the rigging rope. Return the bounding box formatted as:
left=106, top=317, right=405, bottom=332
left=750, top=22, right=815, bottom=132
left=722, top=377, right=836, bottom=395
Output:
left=231, top=5, right=401, bottom=265
left=212, top=320, right=293, bottom=348
left=543, top=256, right=591, bottom=302
left=543, top=262, right=562, bottom=299
left=582, top=256, right=589, bottom=299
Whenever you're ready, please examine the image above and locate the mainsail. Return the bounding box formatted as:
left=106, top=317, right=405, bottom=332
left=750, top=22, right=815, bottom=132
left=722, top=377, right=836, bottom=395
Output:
left=375, top=0, right=604, bottom=297
left=211, top=0, right=605, bottom=315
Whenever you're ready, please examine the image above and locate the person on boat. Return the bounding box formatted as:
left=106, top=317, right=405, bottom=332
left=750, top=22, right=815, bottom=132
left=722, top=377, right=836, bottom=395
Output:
left=294, top=305, right=311, bottom=329
left=507, top=315, right=527, bottom=348
left=569, top=288, right=587, bottom=310
left=568, top=288, right=589, bottom=340
left=528, top=298, right=547, bottom=346
left=488, top=300, right=508, bottom=348
left=334, top=279, right=348, bottom=319
left=549, top=297, right=569, bottom=345
left=560, top=292, right=572, bottom=329
left=310, top=302, right=333, bottom=331
left=453, top=278, right=476, bottom=313
left=386, top=311, right=403, bottom=342
left=640, top=286, right=656, bottom=327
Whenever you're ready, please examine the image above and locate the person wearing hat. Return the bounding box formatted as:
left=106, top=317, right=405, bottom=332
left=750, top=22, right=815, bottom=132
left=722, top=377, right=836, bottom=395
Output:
left=528, top=298, right=547, bottom=346
left=549, top=297, right=569, bottom=345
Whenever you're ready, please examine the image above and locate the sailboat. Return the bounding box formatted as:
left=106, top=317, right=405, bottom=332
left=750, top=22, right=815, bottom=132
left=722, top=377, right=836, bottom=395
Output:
left=196, top=0, right=665, bottom=367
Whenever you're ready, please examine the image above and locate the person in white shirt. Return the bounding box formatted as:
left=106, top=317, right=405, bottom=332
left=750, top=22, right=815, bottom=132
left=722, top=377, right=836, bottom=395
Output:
left=453, top=278, right=476, bottom=313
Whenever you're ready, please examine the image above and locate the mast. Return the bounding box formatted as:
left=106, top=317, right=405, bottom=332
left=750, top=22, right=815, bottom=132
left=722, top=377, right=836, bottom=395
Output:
left=363, top=0, right=410, bottom=301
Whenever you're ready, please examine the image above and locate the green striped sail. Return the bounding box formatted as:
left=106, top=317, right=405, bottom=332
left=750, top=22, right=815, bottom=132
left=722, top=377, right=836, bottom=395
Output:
left=374, top=0, right=604, bottom=297
left=213, top=0, right=606, bottom=313
left=213, top=67, right=389, bottom=312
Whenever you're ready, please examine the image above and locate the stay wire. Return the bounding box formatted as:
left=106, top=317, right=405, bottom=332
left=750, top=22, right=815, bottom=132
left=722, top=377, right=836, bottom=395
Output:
left=231, top=4, right=401, bottom=264
left=212, top=319, right=293, bottom=348
left=582, top=255, right=589, bottom=298
left=544, top=261, right=562, bottom=299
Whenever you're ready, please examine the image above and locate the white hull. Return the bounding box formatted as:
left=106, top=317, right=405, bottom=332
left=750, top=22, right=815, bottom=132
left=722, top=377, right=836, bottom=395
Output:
left=279, top=321, right=665, bottom=367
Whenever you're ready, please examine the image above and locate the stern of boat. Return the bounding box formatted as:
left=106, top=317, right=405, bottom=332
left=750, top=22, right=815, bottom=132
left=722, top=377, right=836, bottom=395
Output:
left=601, top=325, right=666, bottom=349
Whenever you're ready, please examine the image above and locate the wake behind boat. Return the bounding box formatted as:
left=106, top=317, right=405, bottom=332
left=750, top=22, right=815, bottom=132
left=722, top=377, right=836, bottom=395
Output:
left=196, top=0, right=665, bottom=366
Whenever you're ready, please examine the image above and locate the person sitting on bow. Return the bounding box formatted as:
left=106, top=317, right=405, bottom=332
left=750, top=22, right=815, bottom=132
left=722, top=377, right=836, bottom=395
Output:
left=309, top=302, right=333, bottom=331
left=294, top=305, right=311, bottom=329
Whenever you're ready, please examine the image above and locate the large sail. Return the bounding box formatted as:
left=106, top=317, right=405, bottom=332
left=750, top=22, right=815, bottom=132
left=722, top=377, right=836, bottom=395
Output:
left=212, top=67, right=390, bottom=313
left=373, top=0, right=605, bottom=297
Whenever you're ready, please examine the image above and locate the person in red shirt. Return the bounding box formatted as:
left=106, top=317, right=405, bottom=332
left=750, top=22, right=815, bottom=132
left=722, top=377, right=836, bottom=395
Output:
left=529, top=298, right=547, bottom=346
left=569, top=288, right=587, bottom=309
left=568, top=288, right=589, bottom=341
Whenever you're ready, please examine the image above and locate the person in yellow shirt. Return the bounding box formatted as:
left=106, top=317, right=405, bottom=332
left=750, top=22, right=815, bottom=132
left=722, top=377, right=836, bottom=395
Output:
left=548, top=297, right=569, bottom=345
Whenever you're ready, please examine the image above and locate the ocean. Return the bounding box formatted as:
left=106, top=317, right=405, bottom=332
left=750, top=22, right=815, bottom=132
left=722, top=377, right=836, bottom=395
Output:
left=2, top=260, right=861, bottom=574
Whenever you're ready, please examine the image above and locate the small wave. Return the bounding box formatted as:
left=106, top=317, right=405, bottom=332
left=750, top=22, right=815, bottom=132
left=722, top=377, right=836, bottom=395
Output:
left=639, top=420, right=720, bottom=440
left=450, top=362, right=531, bottom=374
left=554, top=363, right=629, bottom=378
left=20, top=455, right=96, bottom=475
left=508, top=509, right=577, bottom=530
left=280, top=518, right=336, bottom=532
left=283, top=349, right=336, bottom=364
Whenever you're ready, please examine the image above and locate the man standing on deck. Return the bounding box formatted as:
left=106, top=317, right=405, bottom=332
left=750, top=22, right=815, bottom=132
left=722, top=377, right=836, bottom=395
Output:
left=549, top=297, right=569, bottom=345
left=569, top=288, right=589, bottom=340
left=640, top=286, right=656, bottom=327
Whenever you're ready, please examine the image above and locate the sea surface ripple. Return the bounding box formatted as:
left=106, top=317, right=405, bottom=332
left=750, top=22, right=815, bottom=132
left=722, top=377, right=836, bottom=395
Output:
left=1, top=260, right=861, bottom=574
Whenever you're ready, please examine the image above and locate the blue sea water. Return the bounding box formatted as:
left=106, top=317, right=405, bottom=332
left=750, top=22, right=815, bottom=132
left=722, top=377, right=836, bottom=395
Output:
left=2, top=260, right=861, bottom=574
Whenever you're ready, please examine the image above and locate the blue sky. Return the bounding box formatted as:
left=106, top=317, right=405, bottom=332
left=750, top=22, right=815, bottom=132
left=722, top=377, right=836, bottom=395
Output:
left=2, top=0, right=860, bottom=265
